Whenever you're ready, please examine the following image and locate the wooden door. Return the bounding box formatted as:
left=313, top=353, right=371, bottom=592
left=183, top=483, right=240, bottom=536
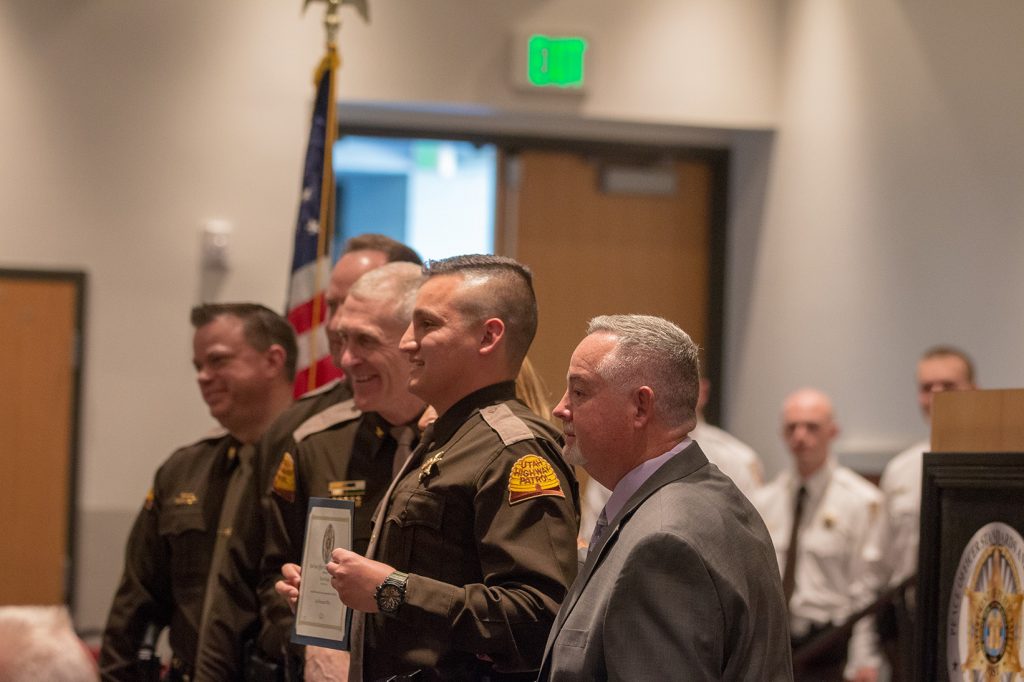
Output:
left=500, top=150, right=719, bottom=415
left=0, top=270, right=84, bottom=605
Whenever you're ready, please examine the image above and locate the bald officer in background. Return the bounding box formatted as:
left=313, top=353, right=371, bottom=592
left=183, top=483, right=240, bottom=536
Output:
left=752, top=389, right=883, bottom=682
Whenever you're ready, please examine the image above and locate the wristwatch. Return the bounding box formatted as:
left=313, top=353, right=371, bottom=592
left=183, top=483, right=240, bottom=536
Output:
left=375, top=571, right=409, bottom=614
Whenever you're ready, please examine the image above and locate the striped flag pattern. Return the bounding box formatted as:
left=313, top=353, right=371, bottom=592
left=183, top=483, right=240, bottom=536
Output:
left=286, top=49, right=342, bottom=397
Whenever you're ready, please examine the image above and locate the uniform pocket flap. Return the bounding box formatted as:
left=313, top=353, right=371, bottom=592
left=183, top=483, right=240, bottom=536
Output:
left=387, top=489, right=445, bottom=530
left=157, top=507, right=206, bottom=536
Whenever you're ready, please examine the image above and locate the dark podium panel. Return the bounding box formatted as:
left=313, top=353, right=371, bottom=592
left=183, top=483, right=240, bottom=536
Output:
left=917, top=454, right=1024, bottom=680
left=917, top=389, right=1024, bottom=681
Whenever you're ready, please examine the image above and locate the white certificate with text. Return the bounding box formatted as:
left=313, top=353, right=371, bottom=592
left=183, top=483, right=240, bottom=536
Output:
left=292, top=497, right=354, bottom=650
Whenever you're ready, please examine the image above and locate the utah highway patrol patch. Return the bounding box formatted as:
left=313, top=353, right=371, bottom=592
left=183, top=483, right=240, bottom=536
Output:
left=144, top=487, right=155, bottom=511
left=272, top=452, right=297, bottom=503
left=507, top=454, right=565, bottom=505
left=947, top=522, right=1024, bottom=678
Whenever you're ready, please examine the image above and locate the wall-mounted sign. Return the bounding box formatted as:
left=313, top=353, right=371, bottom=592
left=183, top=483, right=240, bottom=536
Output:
left=512, top=30, right=590, bottom=94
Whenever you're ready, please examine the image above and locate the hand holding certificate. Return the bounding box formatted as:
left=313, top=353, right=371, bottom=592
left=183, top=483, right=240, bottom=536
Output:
left=292, top=497, right=354, bottom=649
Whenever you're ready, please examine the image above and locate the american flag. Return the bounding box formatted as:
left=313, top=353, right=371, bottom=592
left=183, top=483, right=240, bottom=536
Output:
left=286, top=49, right=342, bottom=397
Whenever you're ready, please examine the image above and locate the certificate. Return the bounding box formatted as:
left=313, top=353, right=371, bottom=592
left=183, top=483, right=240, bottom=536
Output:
left=292, top=497, right=354, bottom=650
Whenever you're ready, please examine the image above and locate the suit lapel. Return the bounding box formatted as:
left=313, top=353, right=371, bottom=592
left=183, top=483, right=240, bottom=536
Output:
left=539, top=442, right=710, bottom=674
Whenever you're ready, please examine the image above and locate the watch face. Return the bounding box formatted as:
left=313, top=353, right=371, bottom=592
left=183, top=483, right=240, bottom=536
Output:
left=378, top=583, right=403, bottom=613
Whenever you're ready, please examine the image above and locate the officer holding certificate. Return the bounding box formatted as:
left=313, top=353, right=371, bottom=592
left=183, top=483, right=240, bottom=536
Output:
left=278, top=255, right=580, bottom=681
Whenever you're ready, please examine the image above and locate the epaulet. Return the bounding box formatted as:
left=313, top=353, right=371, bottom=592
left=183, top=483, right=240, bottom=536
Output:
left=296, top=378, right=343, bottom=401
left=835, top=466, right=884, bottom=501
left=292, top=398, right=361, bottom=443
left=190, top=425, right=229, bottom=446
left=480, top=403, right=535, bottom=446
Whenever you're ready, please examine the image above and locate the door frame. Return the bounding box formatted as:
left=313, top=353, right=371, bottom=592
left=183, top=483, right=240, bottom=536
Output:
left=335, top=119, right=729, bottom=424
left=1, top=267, right=87, bottom=607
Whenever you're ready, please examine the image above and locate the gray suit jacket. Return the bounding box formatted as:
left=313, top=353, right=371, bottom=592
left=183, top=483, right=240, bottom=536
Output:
left=538, top=442, right=793, bottom=681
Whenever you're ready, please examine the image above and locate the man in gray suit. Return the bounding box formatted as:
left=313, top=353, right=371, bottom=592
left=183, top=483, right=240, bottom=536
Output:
left=538, top=314, right=793, bottom=681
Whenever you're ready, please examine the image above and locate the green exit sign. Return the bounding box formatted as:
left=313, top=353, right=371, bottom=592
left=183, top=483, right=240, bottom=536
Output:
left=526, top=34, right=588, bottom=89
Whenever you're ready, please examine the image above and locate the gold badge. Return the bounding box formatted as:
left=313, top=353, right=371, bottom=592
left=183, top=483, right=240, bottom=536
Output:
left=144, top=487, right=155, bottom=511
left=508, top=454, right=565, bottom=505
left=375, top=426, right=385, bottom=439
left=272, top=452, right=297, bottom=503
left=419, top=451, right=444, bottom=483
left=823, top=512, right=836, bottom=530
left=173, top=492, right=198, bottom=506
left=948, top=523, right=1024, bottom=678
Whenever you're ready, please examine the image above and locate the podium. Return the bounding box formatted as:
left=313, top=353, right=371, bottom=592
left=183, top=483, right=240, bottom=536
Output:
left=917, top=389, right=1024, bottom=680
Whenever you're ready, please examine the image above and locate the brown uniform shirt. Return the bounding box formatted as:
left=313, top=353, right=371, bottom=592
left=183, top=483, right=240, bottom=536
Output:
left=194, top=379, right=352, bottom=681
left=256, top=401, right=413, bottom=663
left=362, top=382, right=580, bottom=681
left=100, top=431, right=245, bottom=680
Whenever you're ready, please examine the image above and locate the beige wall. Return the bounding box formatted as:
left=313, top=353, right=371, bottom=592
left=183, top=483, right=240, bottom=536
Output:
left=725, top=1, right=1024, bottom=473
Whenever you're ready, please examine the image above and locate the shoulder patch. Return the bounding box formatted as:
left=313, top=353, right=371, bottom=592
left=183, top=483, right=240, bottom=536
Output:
left=272, top=452, right=297, bottom=502
left=293, top=399, right=361, bottom=443
left=144, top=487, right=155, bottom=511
left=481, top=403, right=536, bottom=446
left=297, top=378, right=342, bottom=400
left=508, top=454, right=565, bottom=505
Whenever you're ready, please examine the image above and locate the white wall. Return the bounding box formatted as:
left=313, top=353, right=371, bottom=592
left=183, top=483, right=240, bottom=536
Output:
left=0, top=0, right=781, bottom=631
left=726, top=0, right=1024, bottom=474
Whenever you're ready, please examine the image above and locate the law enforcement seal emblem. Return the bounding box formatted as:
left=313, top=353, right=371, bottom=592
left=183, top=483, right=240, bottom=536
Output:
left=322, top=523, right=336, bottom=565
left=947, top=522, right=1024, bottom=680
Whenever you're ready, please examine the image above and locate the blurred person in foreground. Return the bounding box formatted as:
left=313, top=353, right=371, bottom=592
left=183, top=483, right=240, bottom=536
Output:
left=0, top=606, right=98, bottom=682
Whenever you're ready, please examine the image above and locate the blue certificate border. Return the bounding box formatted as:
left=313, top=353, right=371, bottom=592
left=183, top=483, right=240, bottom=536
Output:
left=291, top=496, right=355, bottom=650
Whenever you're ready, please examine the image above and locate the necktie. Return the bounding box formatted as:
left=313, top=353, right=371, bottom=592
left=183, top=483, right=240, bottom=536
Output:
left=350, top=423, right=435, bottom=681
left=781, top=484, right=807, bottom=609
left=588, top=508, right=609, bottom=555
left=200, top=443, right=253, bottom=633
left=389, top=424, right=416, bottom=479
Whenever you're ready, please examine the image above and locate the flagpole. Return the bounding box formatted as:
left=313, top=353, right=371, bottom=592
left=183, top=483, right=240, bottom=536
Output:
left=306, top=0, right=341, bottom=392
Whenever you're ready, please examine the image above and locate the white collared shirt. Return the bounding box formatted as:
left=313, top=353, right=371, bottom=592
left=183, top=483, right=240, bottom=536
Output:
left=877, top=438, right=928, bottom=586
left=751, top=456, right=885, bottom=674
